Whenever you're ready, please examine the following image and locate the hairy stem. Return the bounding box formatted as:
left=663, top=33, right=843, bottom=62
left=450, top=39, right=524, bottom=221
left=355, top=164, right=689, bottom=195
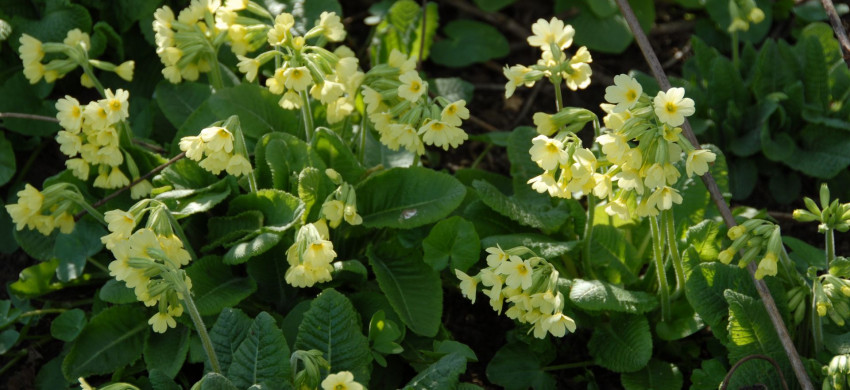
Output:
left=583, top=195, right=597, bottom=279
left=662, top=209, right=686, bottom=299
left=650, top=215, right=671, bottom=321
left=300, top=91, right=315, bottom=142
left=181, top=282, right=221, bottom=374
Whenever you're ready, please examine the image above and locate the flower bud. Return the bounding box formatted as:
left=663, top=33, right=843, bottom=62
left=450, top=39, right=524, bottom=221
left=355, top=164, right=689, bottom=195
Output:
left=793, top=209, right=819, bottom=222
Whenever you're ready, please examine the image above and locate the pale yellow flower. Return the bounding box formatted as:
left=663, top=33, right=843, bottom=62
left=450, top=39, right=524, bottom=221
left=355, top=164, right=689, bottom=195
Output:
left=653, top=88, right=695, bottom=127
left=396, top=124, right=425, bottom=155
left=647, top=186, right=683, bottom=211
left=565, top=62, right=591, bottom=91
left=105, top=166, right=130, bottom=189
left=104, top=210, right=136, bottom=238
left=199, top=151, right=231, bottom=175
left=56, top=131, right=82, bottom=157
left=321, top=372, right=363, bottom=390
left=686, top=149, right=716, bottom=177
left=66, top=158, right=90, bottom=180
left=544, top=312, right=576, bottom=337
left=440, top=101, right=469, bottom=127
left=225, top=154, right=252, bottom=176
left=179, top=136, right=205, bottom=161
left=596, top=133, right=628, bottom=163
left=267, top=13, right=294, bottom=45
left=56, top=96, right=84, bottom=133
left=236, top=55, right=259, bottom=82
left=318, top=11, right=346, bottom=42
left=529, top=135, right=566, bottom=171
left=322, top=200, right=345, bottom=228
left=528, top=171, right=559, bottom=197
left=84, top=102, right=110, bottom=130
left=148, top=312, right=177, bottom=333
left=279, top=91, right=302, bottom=109
left=503, top=65, right=532, bottom=98
left=103, top=89, right=130, bottom=123
left=755, top=252, right=778, bottom=280
left=283, top=66, right=312, bottom=91
left=397, top=71, right=426, bottom=102
left=388, top=49, right=416, bottom=74
left=131, top=180, right=153, bottom=200
left=605, top=74, right=642, bottom=113
left=496, top=257, right=533, bottom=290
left=527, top=17, right=574, bottom=52
left=455, top=269, right=478, bottom=304
left=115, top=61, right=135, bottom=81
left=5, top=184, right=44, bottom=230
left=199, top=126, right=234, bottom=153
left=19, top=34, right=44, bottom=65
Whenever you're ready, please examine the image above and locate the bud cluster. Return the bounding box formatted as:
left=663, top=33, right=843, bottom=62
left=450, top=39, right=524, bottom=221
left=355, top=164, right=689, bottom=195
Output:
left=456, top=246, right=576, bottom=338
left=285, top=222, right=338, bottom=288
left=101, top=201, right=193, bottom=333
left=727, top=0, right=766, bottom=32
left=793, top=183, right=850, bottom=233
left=717, top=219, right=784, bottom=279
left=320, top=169, right=362, bottom=228
left=815, top=275, right=850, bottom=327
left=362, top=50, right=470, bottom=155
left=18, top=29, right=134, bottom=85
left=5, top=183, right=84, bottom=235
left=825, top=354, right=850, bottom=390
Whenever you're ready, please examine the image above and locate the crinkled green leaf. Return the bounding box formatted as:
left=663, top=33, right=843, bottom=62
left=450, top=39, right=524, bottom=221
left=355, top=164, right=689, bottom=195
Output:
left=655, top=299, right=705, bottom=341
left=229, top=312, right=291, bottom=390
left=432, top=78, right=475, bottom=103
left=423, top=216, right=480, bottom=272
left=155, top=81, right=212, bottom=130
left=311, top=128, right=366, bottom=184
left=724, top=290, right=791, bottom=389
left=228, top=189, right=305, bottom=229
left=13, top=225, right=58, bottom=262
left=99, top=279, right=137, bottom=304
left=480, top=234, right=578, bottom=261
left=486, top=343, right=555, bottom=390
left=256, top=132, right=327, bottom=191
left=295, top=289, right=371, bottom=383
left=431, top=20, right=508, bottom=67
left=569, top=0, right=654, bottom=53
left=620, top=359, right=683, bottom=390
left=10, top=258, right=62, bottom=297
left=368, top=244, right=442, bottom=337
left=569, top=279, right=657, bottom=314
left=209, top=308, right=254, bottom=375
left=405, top=352, right=467, bottom=390
left=357, top=167, right=466, bottom=229
left=50, top=309, right=86, bottom=342
left=690, top=359, right=728, bottom=390
left=588, top=315, right=652, bottom=373
left=297, top=167, right=333, bottom=223
left=62, top=305, right=147, bottom=380
left=588, top=224, right=640, bottom=284
left=685, top=220, right=723, bottom=262
left=156, top=177, right=233, bottom=218
left=144, top=327, right=189, bottom=379
left=186, top=256, right=257, bottom=315
left=204, top=211, right=264, bottom=251
left=199, top=372, right=238, bottom=390
left=223, top=230, right=283, bottom=265
left=473, top=180, right=569, bottom=231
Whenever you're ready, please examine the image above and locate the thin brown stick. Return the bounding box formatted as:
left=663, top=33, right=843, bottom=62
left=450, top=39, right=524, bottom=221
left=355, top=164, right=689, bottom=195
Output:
left=820, top=0, right=850, bottom=66
left=74, top=152, right=186, bottom=219
left=0, top=112, right=60, bottom=123
left=133, top=139, right=166, bottom=153
left=615, top=1, right=814, bottom=389
left=720, top=354, right=790, bottom=390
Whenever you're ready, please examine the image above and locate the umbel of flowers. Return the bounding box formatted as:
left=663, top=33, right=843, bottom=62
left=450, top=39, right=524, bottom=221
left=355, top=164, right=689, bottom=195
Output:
left=285, top=221, right=338, bottom=288
left=5, top=182, right=102, bottom=236
left=19, top=28, right=134, bottom=87
left=101, top=200, right=194, bottom=333
left=179, top=115, right=255, bottom=188
left=320, top=169, right=363, bottom=228
left=456, top=246, right=576, bottom=339
left=361, top=49, right=470, bottom=155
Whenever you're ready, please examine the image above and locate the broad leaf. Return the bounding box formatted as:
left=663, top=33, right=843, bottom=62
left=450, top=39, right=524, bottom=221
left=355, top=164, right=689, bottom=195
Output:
left=62, top=305, right=147, bottom=380
left=185, top=256, right=257, bottom=315
left=230, top=312, right=291, bottom=390
left=98, top=279, right=137, bottom=304
left=155, top=81, right=212, bottom=129
left=295, top=289, right=371, bottom=382
left=0, top=132, right=14, bottom=186
left=480, top=234, right=578, bottom=261
left=54, top=217, right=106, bottom=282
left=588, top=315, right=652, bottom=373
left=431, top=20, right=509, bottom=67
left=620, top=359, right=683, bottom=390
left=486, top=343, right=555, bottom=390
left=423, top=216, right=480, bottom=272
left=311, top=128, right=366, bottom=184
left=50, top=309, right=86, bottom=342
left=569, top=279, right=657, bottom=314
left=405, top=353, right=467, bottom=390
left=144, top=327, right=189, bottom=379
left=724, top=290, right=791, bottom=389
left=156, top=177, right=234, bottom=218
left=368, top=244, right=442, bottom=337
left=357, top=167, right=466, bottom=229
left=204, top=211, right=264, bottom=251
left=209, top=308, right=254, bottom=375
left=10, top=258, right=62, bottom=297
left=472, top=180, right=569, bottom=231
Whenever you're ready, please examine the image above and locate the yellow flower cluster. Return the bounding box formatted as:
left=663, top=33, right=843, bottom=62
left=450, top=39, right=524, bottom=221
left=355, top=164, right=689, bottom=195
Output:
left=717, top=219, right=783, bottom=280
left=153, top=0, right=271, bottom=83
left=503, top=17, right=592, bottom=98
left=362, top=50, right=469, bottom=155
left=815, top=275, right=850, bottom=327
left=456, top=246, right=576, bottom=339
left=179, top=125, right=252, bottom=176
left=321, top=169, right=362, bottom=228
left=5, top=183, right=79, bottom=235
left=285, top=222, right=338, bottom=288
left=54, top=90, right=145, bottom=194
left=103, top=205, right=193, bottom=333
left=586, top=74, right=713, bottom=219
left=728, top=0, right=765, bottom=32
left=18, top=29, right=133, bottom=85
left=526, top=133, right=601, bottom=202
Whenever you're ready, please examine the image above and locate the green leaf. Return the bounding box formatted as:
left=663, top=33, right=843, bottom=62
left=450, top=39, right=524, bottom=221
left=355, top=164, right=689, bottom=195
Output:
left=824, top=331, right=850, bottom=355
left=0, top=132, right=14, bottom=186
left=422, top=216, right=480, bottom=272
left=13, top=222, right=58, bottom=262
left=368, top=244, right=443, bottom=337
left=50, top=309, right=86, bottom=342
left=784, top=236, right=826, bottom=271
left=0, top=329, right=19, bottom=354
left=357, top=167, right=466, bottom=229
left=90, top=21, right=123, bottom=59
left=287, top=0, right=342, bottom=35
left=411, top=2, right=438, bottom=62
left=472, top=0, right=515, bottom=12
left=223, top=231, right=283, bottom=265
left=62, top=305, right=147, bottom=380
left=480, top=234, right=578, bottom=261
left=486, top=343, right=555, bottom=390
left=431, top=20, right=509, bottom=67
left=256, top=132, right=327, bottom=191
left=155, top=81, right=212, bottom=129
left=229, top=312, right=291, bottom=390
left=405, top=353, right=467, bottom=390
left=801, top=22, right=843, bottom=65
left=185, top=256, right=257, bottom=316
left=751, top=40, right=797, bottom=99
left=150, top=369, right=181, bottom=390
left=724, top=290, right=791, bottom=389
left=209, top=308, right=254, bottom=375
left=588, top=315, right=652, bottom=373
left=803, top=36, right=828, bottom=110
left=98, top=279, right=137, bottom=304
left=229, top=189, right=305, bottom=229
left=156, top=177, right=233, bottom=218
left=295, top=289, right=371, bottom=383
left=655, top=299, right=705, bottom=341
left=311, top=128, right=366, bottom=184
left=685, top=220, right=723, bottom=262
left=473, top=180, right=569, bottom=231
left=785, top=125, right=850, bottom=179
left=144, top=327, right=189, bottom=379
left=620, top=359, right=683, bottom=390
left=432, top=78, right=475, bottom=103
left=297, top=167, right=333, bottom=223
left=0, top=300, right=21, bottom=329
left=10, top=258, right=62, bottom=297
left=690, top=359, right=728, bottom=390
left=204, top=211, right=264, bottom=251
left=569, top=279, right=657, bottom=314
left=12, top=1, right=92, bottom=47
left=199, top=373, right=239, bottom=390
left=0, top=74, right=57, bottom=136
left=176, top=83, right=299, bottom=145
left=588, top=224, right=640, bottom=284
left=569, top=0, right=654, bottom=54
left=54, top=218, right=105, bottom=282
